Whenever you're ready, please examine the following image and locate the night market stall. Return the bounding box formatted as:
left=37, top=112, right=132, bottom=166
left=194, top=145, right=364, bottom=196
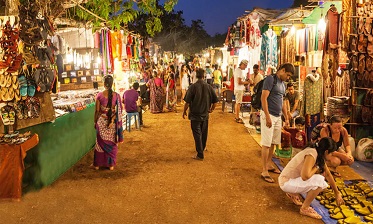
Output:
left=0, top=0, right=151, bottom=200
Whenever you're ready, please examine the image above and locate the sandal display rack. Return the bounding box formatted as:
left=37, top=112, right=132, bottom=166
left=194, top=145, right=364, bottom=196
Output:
left=347, top=1, right=373, bottom=142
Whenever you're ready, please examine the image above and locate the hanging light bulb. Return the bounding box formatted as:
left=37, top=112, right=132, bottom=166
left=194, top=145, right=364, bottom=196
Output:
left=318, top=17, right=326, bottom=32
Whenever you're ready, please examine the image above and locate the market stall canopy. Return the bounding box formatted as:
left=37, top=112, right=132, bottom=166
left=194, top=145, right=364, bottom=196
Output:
left=269, top=8, right=312, bottom=26
left=302, top=1, right=342, bottom=24
left=242, top=8, right=286, bottom=27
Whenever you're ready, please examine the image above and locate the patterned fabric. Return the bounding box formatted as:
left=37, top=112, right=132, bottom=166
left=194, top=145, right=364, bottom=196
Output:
left=260, top=29, right=278, bottom=72
left=149, top=78, right=164, bottom=113
left=94, top=92, right=123, bottom=167
left=304, top=75, right=323, bottom=115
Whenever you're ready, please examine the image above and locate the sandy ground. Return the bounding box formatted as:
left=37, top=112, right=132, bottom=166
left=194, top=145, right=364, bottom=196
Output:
left=0, top=103, right=322, bottom=224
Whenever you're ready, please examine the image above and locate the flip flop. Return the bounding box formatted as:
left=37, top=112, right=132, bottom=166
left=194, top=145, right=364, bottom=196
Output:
left=235, top=118, right=244, bottom=124
left=268, top=168, right=281, bottom=174
left=331, top=170, right=342, bottom=177
left=261, top=174, right=274, bottom=183
left=286, top=193, right=303, bottom=206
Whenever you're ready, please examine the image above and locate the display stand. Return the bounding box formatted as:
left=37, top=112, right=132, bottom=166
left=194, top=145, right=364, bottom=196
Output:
left=21, top=104, right=96, bottom=193
left=0, top=134, right=39, bottom=200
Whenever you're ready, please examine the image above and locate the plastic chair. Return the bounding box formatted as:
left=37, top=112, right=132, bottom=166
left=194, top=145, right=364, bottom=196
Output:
left=222, top=90, right=235, bottom=113
left=125, top=112, right=140, bottom=132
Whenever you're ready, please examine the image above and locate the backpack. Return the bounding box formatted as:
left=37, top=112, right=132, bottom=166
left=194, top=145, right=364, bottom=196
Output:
left=310, top=123, right=328, bottom=142
left=251, top=74, right=277, bottom=110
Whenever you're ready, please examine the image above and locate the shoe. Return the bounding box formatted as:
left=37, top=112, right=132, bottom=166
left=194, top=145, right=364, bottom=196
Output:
left=300, top=207, right=322, bottom=219
left=286, top=193, right=303, bottom=206
left=235, top=118, right=244, bottom=124
left=192, top=155, right=204, bottom=161
left=261, top=174, right=274, bottom=183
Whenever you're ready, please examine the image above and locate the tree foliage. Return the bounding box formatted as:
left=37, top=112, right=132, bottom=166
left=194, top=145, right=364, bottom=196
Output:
left=128, top=8, right=225, bottom=56
left=67, top=0, right=178, bottom=35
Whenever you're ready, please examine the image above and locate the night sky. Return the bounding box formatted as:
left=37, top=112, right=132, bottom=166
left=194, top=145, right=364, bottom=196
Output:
left=173, top=0, right=294, bottom=36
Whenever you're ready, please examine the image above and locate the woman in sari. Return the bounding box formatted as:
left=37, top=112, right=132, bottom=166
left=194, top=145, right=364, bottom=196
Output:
left=93, top=75, right=123, bottom=170
left=148, top=71, right=164, bottom=113
left=167, top=73, right=177, bottom=112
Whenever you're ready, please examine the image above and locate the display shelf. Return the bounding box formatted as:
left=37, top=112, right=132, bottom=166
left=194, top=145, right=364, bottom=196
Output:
left=353, top=87, right=373, bottom=90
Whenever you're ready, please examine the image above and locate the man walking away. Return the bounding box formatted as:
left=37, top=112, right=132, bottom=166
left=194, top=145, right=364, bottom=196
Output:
left=182, top=68, right=219, bottom=160
left=260, top=63, right=294, bottom=183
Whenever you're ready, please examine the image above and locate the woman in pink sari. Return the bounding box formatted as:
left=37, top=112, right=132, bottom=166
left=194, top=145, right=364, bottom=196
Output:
left=93, top=75, right=123, bottom=170
left=148, top=71, right=164, bottom=113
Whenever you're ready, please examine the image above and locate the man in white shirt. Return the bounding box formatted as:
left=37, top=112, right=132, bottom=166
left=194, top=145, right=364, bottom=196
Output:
left=234, top=60, right=250, bottom=123
left=250, top=64, right=263, bottom=87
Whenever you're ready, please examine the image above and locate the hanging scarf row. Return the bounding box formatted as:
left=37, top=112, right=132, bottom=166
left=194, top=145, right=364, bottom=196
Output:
left=94, top=30, right=144, bottom=75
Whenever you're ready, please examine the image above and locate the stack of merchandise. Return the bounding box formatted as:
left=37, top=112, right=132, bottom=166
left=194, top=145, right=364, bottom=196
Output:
left=316, top=178, right=373, bottom=223
left=52, top=90, right=98, bottom=117
left=0, top=131, right=33, bottom=145
left=327, top=96, right=350, bottom=119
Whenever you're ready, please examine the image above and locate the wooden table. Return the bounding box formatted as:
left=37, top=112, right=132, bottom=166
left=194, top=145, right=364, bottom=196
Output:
left=0, top=134, right=39, bottom=201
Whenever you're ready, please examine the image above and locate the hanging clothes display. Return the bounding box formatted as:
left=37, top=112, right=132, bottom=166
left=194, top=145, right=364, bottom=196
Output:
left=279, top=29, right=296, bottom=66
left=304, top=70, right=323, bottom=115
left=322, top=5, right=342, bottom=97
left=260, top=29, right=278, bottom=72
left=247, top=12, right=262, bottom=66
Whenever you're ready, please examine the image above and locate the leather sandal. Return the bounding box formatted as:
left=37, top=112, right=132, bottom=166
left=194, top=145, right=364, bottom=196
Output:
left=363, top=71, right=370, bottom=88
left=351, top=54, right=359, bottom=71
left=338, top=215, right=365, bottom=223
left=330, top=208, right=355, bottom=219
left=356, top=205, right=373, bottom=215
left=300, top=207, right=322, bottom=219
left=366, top=56, right=373, bottom=71
left=358, top=17, right=365, bottom=34
left=350, top=35, right=357, bottom=52
left=370, top=71, right=373, bottom=88
left=329, top=205, right=351, bottom=214
left=365, top=18, right=372, bottom=35
left=358, top=34, right=367, bottom=53
left=359, top=54, right=366, bottom=75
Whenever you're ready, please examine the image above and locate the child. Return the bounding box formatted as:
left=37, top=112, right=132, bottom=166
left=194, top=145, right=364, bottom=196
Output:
left=285, top=116, right=307, bottom=149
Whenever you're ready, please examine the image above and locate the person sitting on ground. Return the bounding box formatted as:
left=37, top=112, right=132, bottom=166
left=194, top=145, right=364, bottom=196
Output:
left=284, top=116, right=307, bottom=150
left=123, top=82, right=144, bottom=127
left=284, top=82, right=300, bottom=126
left=279, top=137, right=344, bottom=219
left=319, top=115, right=354, bottom=177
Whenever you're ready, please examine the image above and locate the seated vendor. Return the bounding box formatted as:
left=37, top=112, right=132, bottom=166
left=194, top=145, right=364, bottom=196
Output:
left=284, top=82, right=300, bottom=126
left=320, top=115, right=354, bottom=177
left=284, top=116, right=306, bottom=150
left=123, top=82, right=143, bottom=126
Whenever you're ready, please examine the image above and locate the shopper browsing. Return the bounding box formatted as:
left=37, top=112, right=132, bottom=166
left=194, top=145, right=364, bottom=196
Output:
left=234, top=60, right=250, bottom=124
left=278, top=137, right=344, bottom=219
left=93, top=75, right=124, bottom=171
left=320, top=115, right=354, bottom=177
left=260, top=63, right=294, bottom=183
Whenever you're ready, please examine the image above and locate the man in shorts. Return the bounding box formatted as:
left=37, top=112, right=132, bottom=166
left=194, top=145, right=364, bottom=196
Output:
left=234, top=60, right=250, bottom=124
left=260, top=63, right=294, bottom=183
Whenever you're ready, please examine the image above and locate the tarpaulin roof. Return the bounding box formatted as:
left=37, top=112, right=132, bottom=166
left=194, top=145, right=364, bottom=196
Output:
left=269, top=8, right=312, bottom=26
left=240, top=8, right=286, bottom=27
left=302, top=1, right=343, bottom=24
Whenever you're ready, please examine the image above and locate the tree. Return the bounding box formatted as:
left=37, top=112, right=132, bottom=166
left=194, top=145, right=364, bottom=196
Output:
left=64, top=0, right=178, bottom=36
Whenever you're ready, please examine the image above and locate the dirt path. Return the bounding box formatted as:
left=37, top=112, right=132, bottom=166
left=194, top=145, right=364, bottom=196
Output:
left=0, top=104, right=321, bottom=224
